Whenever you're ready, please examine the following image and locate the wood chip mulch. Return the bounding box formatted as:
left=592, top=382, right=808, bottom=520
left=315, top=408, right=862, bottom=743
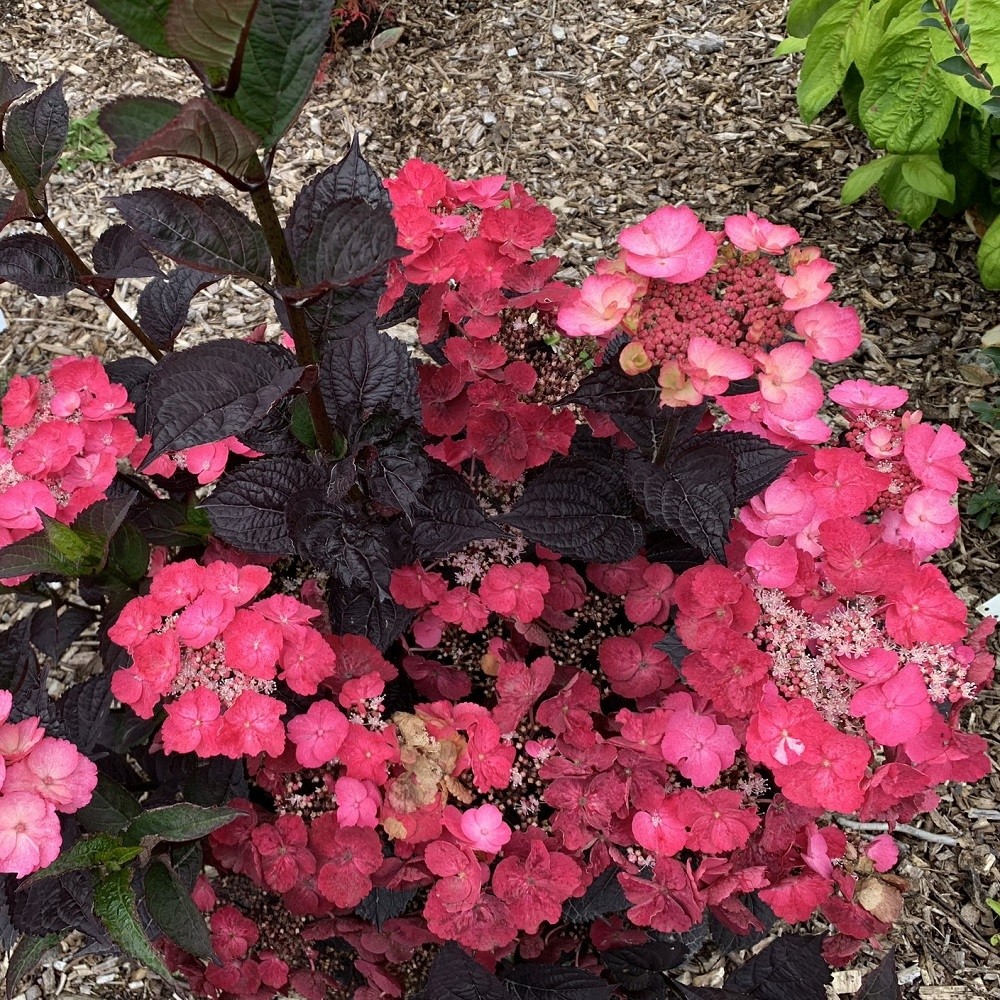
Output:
left=0, top=0, right=998, bottom=997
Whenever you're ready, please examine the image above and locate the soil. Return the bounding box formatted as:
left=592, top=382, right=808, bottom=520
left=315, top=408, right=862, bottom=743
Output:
left=0, top=0, right=998, bottom=998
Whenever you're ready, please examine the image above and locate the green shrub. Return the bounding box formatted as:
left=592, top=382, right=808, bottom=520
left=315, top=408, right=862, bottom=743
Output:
left=782, top=0, right=1000, bottom=286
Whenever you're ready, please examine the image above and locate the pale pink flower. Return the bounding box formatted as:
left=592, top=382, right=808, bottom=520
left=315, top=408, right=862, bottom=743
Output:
left=459, top=803, right=512, bottom=854
left=755, top=343, right=824, bottom=420
left=3, top=737, right=98, bottom=812
left=683, top=336, right=754, bottom=397
left=775, top=257, right=835, bottom=310
left=739, top=478, right=816, bottom=537
left=658, top=360, right=703, bottom=407
left=902, top=423, right=971, bottom=493
left=617, top=205, right=718, bottom=282
left=792, top=301, right=861, bottom=362
left=827, top=379, right=908, bottom=415
left=0, top=792, right=61, bottom=877
left=724, top=211, right=799, bottom=254
left=897, top=488, right=958, bottom=557
left=334, top=776, right=381, bottom=829
left=865, top=834, right=899, bottom=872
left=0, top=718, right=45, bottom=764
left=745, top=538, right=798, bottom=588
left=556, top=273, right=637, bottom=338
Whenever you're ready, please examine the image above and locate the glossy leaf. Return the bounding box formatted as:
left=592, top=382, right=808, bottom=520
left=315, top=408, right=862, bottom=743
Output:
left=98, top=95, right=182, bottom=165
left=123, top=803, right=240, bottom=846
left=786, top=0, right=841, bottom=36
left=137, top=266, right=219, bottom=350
left=22, top=834, right=141, bottom=887
left=5, top=933, right=63, bottom=1000
left=92, top=223, right=164, bottom=280
left=2, top=78, right=68, bottom=193
left=797, top=0, right=867, bottom=123
left=0, top=232, right=76, bottom=296
left=120, top=97, right=266, bottom=189
left=144, top=860, right=214, bottom=960
left=112, top=188, right=270, bottom=279
left=76, top=774, right=142, bottom=834
left=94, top=867, right=175, bottom=983
left=841, top=154, right=898, bottom=205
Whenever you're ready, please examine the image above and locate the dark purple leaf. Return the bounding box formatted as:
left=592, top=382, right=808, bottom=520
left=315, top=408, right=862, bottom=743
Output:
left=354, top=887, right=417, bottom=929
left=142, top=340, right=302, bottom=461
left=673, top=987, right=754, bottom=1000
left=98, top=96, right=182, bottom=165
left=121, top=97, right=265, bottom=189
left=0, top=191, right=35, bottom=231
left=288, top=495, right=393, bottom=596
left=289, top=197, right=399, bottom=300
left=29, top=605, right=96, bottom=664
left=287, top=135, right=389, bottom=257
left=112, top=188, right=270, bottom=279
left=202, top=455, right=326, bottom=555
left=599, top=939, right=687, bottom=1000
left=365, top=438, right=429, bottom=519
left=419, top=943, right=508, bottom=1000
left=5, top=933, right=64, bottom=1000
left=0, top=233, right=76, bottom=295
left=505, top=964, right=613, bottom=1000
left=2, top=78, right=68, bottom=193
left=561, top=866, right=628, bottom=923
left=216, top=0, right=335, bottom=147
left=85, top=0, right=177, bottom=58
left=0, top=63, right=35, bottom=124
left=10, top=869, right=109, bottom=942
left=626, top=456, right=734, bottom=564
left=690, top=431, right=798, bottom=506
left=724, top=935, right=831, bottom=1000
left=137, top=266, right=218, bottom=349
left=856, top=949, right=903, bottom=1000
left=92, top=224, right=164, bottom=280
left=499, top=458, right=643, bottom=562
left=327, top=586, right=413, bottom=651
left=143, top=861, right=215, bottom=961
left=405, top=466, right=507, bottom=560
left=319, top=324, right=418, bottom=437
left=55, top=673, right=112, bottom=755
left=164, top=0, right=260, bottom=90
left=709, top=895, right=776, bottom=954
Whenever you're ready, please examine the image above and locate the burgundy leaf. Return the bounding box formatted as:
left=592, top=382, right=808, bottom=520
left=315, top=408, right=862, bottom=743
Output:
left=0, top=190, right=35, bottom=231
left=137, top=266, right=218, bottom=349
left=286, top=135, right=390, bottom=257
left=202, top=456, right=326, bottom=555
left=288, top=197, right=399, bottom=300
left=3, top=78, right=68, bottom=193
left=856, top=949, right=903, bottom=1000
left=99, top=95, right=182, bottom=164
left=0, top=233, right=77, bottom=295
left=0, top=63, right=36, bottom=124
left=142, top=339, right=302, bottom=460
left=121, top=97, right=265, bottom=188
left=112, top=188, right=270, bottom=279
left=92, top=224, right=164, bottom=280
left=419, top=942, right=508, bottom=1000
left=724, top=934, right=831, bottom=1000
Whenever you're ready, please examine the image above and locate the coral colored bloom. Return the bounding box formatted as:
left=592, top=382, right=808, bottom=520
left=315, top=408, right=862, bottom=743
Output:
left=902, top=422, right=971, bottom=493
left=632, top=798, right=686, bottom=856
left=2, top=738, right=97, bottom=813
left=334, top=777, right=380, bottom=828
left=792, top=300, right=861, bottom=362
left=216, top=691, right=286, bottom=759
left=161, top=688, right=222, bottom=756
left=775, top=257, right=835, bottom=310
left=287, top=700, right=349, bottom=769
left=850, top=664, right=935, bottom=746
left=660, top=694, right=739, bottom=787
left=684, top=336, right=754, bottom=397
left=828, top=379, right=908, bottom=414
left=557, top=273, right=637, bottom=337
left=617, top=205, right=718, bottom=282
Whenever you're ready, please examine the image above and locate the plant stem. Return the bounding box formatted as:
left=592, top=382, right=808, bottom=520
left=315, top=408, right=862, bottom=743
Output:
left=35, top=213, right=164, bottom=359
left=934, top=0, right=994, bottom=90
left=249, top=182, right=338, bottom=456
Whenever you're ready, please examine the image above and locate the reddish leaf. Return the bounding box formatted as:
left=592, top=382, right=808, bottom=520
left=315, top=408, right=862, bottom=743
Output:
left=99, top=95, right=182, bottom=164
left=2, top=78, right=68, bottom=193
left=120, top=97, right=265, bottom=188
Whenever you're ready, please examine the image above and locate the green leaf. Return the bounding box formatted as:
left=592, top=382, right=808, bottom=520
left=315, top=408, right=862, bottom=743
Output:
left=787, top=0, right=841, bottom=37
left=123, top=803, right=240, bottom=846
left=165, top=0, right=260, bottom=90
left=144, top=861, right=215, bottom=960
left=94, top=867, right=175, bottom=983
left=23, top=834, right=142, bottom=887
left=939, top=54, right=972, bottom=75
left=860, top=10, right=957, bottom=152
left=290, top=393, right=318, bottom=448
left=979, top=212, right=1000, bottom=287
left=106, top=521, right=151, bottom=583
left=775, top=36, right=808, bottom=56
left=5, top=933, right=64, bottom=1000
left=3, top=78, right=68, bottom=194
left=841, top=153, right=899, bottom=203
left=797, top=0, right=868, bottom=123
left=77, top=774, right=142, bottom=834
left=854, top=0, right=914, bottom=76
left=900, top=152, right=956, bottom=200
left=99, top=96, right=183, bottom=165
left=878, top=158, right=939, bottom=226
left=119, top=97, right=266, bottom=189
left=59, top=110, right=112, bottom=171
left=929, top=0, right=1000, bottom=108
left=0, top=530, right=78, bottom=579
left=41, top=514, right=94, bottom=565
left=217, top=0, right=334, bottom=147
left=86, top=0, right=178, bottom=58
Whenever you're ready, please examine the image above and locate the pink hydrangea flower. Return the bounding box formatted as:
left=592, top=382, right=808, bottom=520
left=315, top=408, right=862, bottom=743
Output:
left=556, top=273, right=637, bottom=338
left=660, top=694, right=739, bottom=786
left=755, top=342, right=824, bottom=420
left=334, top=776, right=380, bottom=828
left=775, top=257, right=835, bottom=310
left=617, top=205, right=718, bottom=282
left=0, top=792, right=61, bottom=878
left=216, top=691, right=286, bottom=759
left=287, top=700, right=349, bottom=769
left=683, top=336, right=754, bottom=398
left=2, top=737, right=98, bottom=812
left=161, top=688, right=222, bottom=756
left=866, top=834, right=899, bottom=872
left=902, top=422, right=971, bottom=493
left=459, top=804, right=512, bottom=854
left=724, top=211, right=799, bottom=254
left=792, top=301, right=862, bottom=362
left=850, top=664, right=935, bottom=746
left=632, top=797, right=686, bottom=856
left=828, top=379, right=908, bottom=414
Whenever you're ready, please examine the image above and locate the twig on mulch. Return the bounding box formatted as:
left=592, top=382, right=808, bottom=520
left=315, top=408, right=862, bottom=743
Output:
left=837, top=819, right=961, bottom=846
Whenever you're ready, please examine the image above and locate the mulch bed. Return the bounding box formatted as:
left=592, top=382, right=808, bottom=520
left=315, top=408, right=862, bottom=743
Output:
left=1, top=0, right=998, bottom=997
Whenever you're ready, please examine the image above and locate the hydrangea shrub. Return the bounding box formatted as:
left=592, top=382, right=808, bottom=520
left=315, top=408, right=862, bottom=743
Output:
left=0, top=2, right=994, bottom=999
